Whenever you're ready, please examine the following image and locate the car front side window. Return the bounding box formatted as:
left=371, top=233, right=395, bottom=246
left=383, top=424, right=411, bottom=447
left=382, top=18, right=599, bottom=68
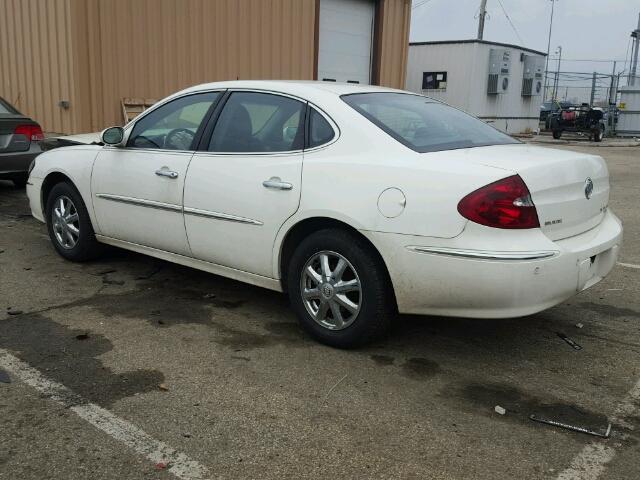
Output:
left=208, top=92, right=305, bottom=153
left=127, top=92, right=220, bottom=151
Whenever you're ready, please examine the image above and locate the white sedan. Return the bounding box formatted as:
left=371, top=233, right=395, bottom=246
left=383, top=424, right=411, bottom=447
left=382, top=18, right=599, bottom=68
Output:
left=27, top=81, right=623, bottom=348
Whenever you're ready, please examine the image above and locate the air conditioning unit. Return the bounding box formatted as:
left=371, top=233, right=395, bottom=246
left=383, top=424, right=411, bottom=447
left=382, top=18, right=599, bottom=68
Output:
left=488, top=49, right=511, bottom=94
left=522, top=55, right=544, bottom=96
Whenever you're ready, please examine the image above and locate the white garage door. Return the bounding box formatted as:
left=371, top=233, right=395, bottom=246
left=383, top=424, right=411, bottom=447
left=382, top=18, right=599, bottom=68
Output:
left=317, top=0, right=375, bottom=85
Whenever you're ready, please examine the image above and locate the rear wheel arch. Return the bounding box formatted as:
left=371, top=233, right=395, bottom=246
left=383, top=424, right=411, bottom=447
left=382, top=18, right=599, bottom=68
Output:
left=278, top=217, right=396, bottom=305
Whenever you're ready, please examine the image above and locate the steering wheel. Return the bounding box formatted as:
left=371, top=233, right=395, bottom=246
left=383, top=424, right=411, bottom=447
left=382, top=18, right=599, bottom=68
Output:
left=164, top=128, right=195, bottom=150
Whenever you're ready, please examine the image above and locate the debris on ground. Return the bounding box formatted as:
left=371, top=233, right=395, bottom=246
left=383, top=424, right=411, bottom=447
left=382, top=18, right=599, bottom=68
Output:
left=75, top=333, right=89, bottom=341
left=7, top=310, right=23, bottom=316
left=23, top=267, right=32, bottom=271
left=0, top=370, right=11, bottom=383
left=203, top=293, right=217, bottom=299
left=530, top=414, right=611, bottom=438
left=102, top=277, right=125, bottom=286
left=155, top=462, right=168, bottom=470
left=557, top=332, right=582, bottom=350
left=494, top=405, right=506, bottom=415
left=575, top=323, right=584, bottom=329
left=158, top=383, right=169, bottom=392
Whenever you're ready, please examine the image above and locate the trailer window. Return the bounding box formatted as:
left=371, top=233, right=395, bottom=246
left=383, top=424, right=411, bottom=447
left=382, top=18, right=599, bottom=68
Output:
left=422, top=71, right=447, bottom=91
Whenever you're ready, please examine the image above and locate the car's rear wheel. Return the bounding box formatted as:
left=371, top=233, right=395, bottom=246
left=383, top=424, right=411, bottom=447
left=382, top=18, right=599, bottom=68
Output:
left=46, top=182, right=102, bottom=261
left=593, top=127, right=603, bottom=142
left=287, top=228, right=394, bottom=348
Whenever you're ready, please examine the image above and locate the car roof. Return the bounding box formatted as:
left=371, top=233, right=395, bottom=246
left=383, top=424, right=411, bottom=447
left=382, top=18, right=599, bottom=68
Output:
left=179, top=80, right=407, bottom=99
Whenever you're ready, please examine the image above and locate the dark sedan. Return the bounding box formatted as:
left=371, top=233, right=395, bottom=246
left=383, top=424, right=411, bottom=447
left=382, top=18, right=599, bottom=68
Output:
left=0, top=97, right=43, bottom=188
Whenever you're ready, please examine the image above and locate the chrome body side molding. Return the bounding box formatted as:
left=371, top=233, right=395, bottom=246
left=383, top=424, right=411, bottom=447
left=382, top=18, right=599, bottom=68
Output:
left=407, top=246, right=558, bottom=260
left=95, top=193, right=182, bottom=213
left=183, top=206, right=263, bottom=226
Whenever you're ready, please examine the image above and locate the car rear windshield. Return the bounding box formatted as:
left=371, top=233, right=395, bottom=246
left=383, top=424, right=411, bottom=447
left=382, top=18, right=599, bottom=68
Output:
left=341, top=93, right=519, bottom=153
left=0, top=98, right=18, bottom=114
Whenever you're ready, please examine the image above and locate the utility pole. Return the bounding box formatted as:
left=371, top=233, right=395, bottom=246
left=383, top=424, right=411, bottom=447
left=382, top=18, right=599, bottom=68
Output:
left=552, top=46, right=562, bottom=101
left=477, top=0, right=488, bottom=40
left=590, top=72, right=597, bottom=106
left=542, top=0, right=558, bottom=103
left=609, top=61, right=617, bottom=105
left=630, top=13, right=640, bottom=86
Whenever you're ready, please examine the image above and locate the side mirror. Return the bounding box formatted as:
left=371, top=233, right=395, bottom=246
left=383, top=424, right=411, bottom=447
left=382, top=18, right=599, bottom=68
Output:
left=101, top=126, right=125, bottom=146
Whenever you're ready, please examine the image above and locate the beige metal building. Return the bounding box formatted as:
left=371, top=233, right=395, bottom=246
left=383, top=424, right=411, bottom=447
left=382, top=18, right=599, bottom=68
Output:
left=0, top=0, right=411, bottom=134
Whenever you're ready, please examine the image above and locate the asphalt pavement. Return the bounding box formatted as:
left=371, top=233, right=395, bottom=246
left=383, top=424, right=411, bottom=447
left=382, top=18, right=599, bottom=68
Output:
left=1, top=143, right=639, bottom=479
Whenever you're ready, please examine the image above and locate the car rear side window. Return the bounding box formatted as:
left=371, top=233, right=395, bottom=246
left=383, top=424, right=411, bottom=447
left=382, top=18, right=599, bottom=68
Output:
left=209, top=92, right=305, bottom=153
left=341, top=93, right=518, bottom=153
left=127, top=92, right=220, bottom=150
left=307, top=108, right=335, bottom=149
left=0, top=98, right=17, bottom=114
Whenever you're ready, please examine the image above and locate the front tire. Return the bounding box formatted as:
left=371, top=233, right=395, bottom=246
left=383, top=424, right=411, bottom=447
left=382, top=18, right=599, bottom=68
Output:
left=46, top=182, right=102, bottom=261
left=287, top=229, right=394, bottom=348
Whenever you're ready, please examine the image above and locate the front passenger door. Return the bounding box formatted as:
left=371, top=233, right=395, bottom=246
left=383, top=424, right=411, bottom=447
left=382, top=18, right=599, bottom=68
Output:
left=92, top=91, right=221, bottom=255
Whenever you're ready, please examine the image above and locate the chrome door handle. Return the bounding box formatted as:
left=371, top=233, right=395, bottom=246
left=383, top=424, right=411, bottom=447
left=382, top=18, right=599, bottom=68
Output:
left=155, top=168, right=179, bottom=179
left=262, top=177, right=293, bottom=190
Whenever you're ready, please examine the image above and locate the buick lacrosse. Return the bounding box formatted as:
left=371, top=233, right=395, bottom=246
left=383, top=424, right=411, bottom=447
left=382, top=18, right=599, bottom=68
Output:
left=27, top=81, right=623, bottom=348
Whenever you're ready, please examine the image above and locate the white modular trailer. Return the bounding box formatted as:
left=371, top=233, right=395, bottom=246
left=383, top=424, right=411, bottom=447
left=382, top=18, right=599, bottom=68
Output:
left=406, top=40, right=546, bottom=134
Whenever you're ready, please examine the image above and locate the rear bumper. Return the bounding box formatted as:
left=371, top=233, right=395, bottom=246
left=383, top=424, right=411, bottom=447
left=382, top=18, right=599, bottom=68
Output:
left=364, top=211, right=623, bottom=318
left=0, top=144, right=41, bottom=177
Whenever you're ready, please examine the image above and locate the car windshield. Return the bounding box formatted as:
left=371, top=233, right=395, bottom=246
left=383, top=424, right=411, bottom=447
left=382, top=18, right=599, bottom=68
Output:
left=342, top=93, right=518, bottom=153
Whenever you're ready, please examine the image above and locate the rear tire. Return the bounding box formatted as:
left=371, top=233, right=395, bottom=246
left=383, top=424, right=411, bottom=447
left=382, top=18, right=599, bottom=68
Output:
left=287, top=228, right=394, bottom=348
left=593, top=128, right=603, bottom=142
left=552, top=130, right=562, bottom=140
left=46, top=182, right=103, bottom=261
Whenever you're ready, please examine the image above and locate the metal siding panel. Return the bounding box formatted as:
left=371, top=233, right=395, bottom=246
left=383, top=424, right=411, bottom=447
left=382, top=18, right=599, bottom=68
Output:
left=0, top=0, right=75, bottom=132
left=2, top=0, right=318, bottom=132
left=378, top=0, right=410, bottom=89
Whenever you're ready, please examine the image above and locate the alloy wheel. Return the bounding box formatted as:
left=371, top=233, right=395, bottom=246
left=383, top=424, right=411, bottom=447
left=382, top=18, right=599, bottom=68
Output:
left=51, top=195, right=80, bottom=249
left=300, top=250, right=362, bottom=330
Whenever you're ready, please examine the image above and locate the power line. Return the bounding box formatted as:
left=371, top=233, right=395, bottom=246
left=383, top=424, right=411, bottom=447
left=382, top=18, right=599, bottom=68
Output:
left=496, top=0, right=524, bottom=45
left=412, top=0, right=433, bottom=10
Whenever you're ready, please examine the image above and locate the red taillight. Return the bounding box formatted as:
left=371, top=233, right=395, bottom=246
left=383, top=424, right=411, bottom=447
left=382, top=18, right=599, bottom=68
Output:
left=14, top=124, right=44, bottom=142
left=457, top=175, right=540, bottom=229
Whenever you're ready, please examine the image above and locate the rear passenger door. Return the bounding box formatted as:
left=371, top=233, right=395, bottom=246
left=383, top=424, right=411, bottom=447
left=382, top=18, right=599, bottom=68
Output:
left=184, top=91, right=306, bottom=277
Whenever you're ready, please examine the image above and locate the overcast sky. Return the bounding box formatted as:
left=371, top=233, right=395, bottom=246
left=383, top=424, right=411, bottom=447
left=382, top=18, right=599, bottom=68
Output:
left=410, top=0, right=640, bottom=101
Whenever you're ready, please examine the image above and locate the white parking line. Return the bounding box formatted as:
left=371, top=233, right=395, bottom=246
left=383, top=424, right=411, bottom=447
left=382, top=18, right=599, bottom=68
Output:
left=0, top=348, right=209, bottom=480
left=617, top=262, right=640, bottom=270
left=556, top=378, right=640, bottom=480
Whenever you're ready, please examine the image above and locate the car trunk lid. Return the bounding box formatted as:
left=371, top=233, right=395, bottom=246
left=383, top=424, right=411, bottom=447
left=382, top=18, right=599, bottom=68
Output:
left=460, top=144, right=609, bottom=240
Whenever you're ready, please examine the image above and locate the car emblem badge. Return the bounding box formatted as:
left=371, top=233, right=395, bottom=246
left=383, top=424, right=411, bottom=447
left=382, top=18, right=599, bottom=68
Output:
left=322, top=284, right=334, bottom=299
left=584, top=177, right=594, bottom=200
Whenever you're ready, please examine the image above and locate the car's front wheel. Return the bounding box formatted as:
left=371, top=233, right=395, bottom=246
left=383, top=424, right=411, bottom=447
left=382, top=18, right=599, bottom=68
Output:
left=287, top=228, right=394, bottom=348
left=46, top=182, right=103, bottom=261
